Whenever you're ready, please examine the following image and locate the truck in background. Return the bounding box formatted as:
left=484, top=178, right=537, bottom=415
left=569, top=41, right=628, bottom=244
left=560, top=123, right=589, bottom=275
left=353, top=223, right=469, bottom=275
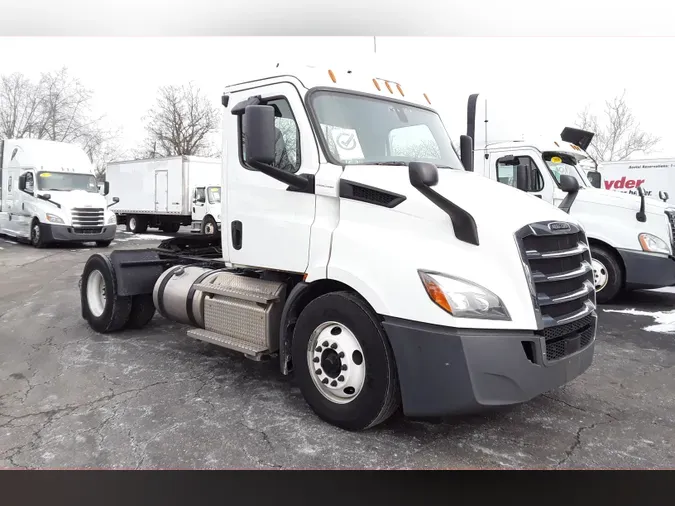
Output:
left=465, top=93, right=675, bottom=304
left=77, top=65, right=596, bottom=431
left=0, top=138, right=118, bottom=248
left=586, top=158, right=675, bottom=203
left=105, top=156, right=222, bottom=235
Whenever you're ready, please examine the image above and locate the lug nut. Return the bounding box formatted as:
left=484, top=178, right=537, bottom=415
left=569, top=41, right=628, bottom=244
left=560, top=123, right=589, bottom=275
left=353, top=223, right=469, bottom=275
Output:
left=330, top=343, right=337, bottom=349
left=313, top=357, right=319, bottom=363
left=339, top=352, right=345, bottom=358
left=322, top=341, right=329, bottom=347
left=338, top=375, right=344, bottom=382
left=315, top=347, right=321, bottom=353
left=341, top=364, right=347, bottom=371
left=330, top=380, right=337, bottom=387
left=315, top=369, right=322, bottom=375
left=322, top=378, right=329, bottom=384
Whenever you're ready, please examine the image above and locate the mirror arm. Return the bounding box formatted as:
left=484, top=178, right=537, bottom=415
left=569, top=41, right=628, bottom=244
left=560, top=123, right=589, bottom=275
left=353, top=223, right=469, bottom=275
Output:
left=636, top=187, right=647, bottom=223
left=37, top=194, right=61, bottom=209
left=249, top=160, right=315, bottom=193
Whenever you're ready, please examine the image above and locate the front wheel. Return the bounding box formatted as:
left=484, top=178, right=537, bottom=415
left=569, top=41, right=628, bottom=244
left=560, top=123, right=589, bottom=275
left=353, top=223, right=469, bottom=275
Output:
left=591, top=245, right=623, bottom=304
left=30, top=220, right=47, bottom=248
left=126, top=215, right=148, bottom=234
left=291, top=291, right=400, bottom=431
left=201, top=216, right=218, bottom=235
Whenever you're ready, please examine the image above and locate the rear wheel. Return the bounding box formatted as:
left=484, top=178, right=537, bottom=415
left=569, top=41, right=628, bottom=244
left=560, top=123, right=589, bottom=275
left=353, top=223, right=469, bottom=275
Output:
left=164, top=222, right=181, bottom=233
left=126, top=294, right=156, bottom=329
left=126, top=216, right=148, bottom=234
left=591, top=245, right=623, bottom=304
left=95, top=240, right=112, bottom=248
left=291, top=291, right=400, bottom=431
left=201, top=216, right=218, bottom=236
left=81, top=254, right=132, bottom=333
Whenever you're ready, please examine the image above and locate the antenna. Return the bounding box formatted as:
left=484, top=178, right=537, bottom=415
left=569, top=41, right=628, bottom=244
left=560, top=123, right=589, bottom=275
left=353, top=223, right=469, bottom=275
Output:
left=484, top=98, right=489, bottom=146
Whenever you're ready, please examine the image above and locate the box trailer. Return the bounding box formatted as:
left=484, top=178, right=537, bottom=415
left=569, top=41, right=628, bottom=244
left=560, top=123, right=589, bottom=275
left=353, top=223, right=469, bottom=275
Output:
left=106, top=155, right=221, bottom=233
left=591, top=158, right=675, bottom=203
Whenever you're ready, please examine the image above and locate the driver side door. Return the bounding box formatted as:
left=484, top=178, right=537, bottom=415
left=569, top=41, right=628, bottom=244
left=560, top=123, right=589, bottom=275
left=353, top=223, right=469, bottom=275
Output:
left=491, top=150, right=555, bottom=204
left=192, top=186, right=207, bottom=222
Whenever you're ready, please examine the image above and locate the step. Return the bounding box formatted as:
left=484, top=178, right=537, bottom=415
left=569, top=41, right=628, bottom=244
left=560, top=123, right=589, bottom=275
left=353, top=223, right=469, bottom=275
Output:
left=187, top=328, right=268, bottom=360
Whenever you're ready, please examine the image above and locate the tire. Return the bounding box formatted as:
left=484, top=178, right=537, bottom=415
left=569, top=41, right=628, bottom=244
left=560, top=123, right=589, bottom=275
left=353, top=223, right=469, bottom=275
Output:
left=126, top=215, right=148, bottom=234
left=591, top=245, right=623, bottom=304
left=30, top=219, right=48, bottom=248
left=200, top=216, right=218, bottom=235
left=165, top=223, right=181, bottom=233
left=80, top=254, right=132, bottom=333
left=126, top=294, right=156, bottom=329
left=95, top=240, right=112, bottom=248
left=291, top=291, right=400, bottom=431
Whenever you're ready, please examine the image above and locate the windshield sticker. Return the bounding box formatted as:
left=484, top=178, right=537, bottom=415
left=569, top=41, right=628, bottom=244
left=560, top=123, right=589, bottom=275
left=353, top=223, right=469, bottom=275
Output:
left=329, top=127, right=364, bottom=160
left=40, top=172, right=52, bottom=177
left=551, top=156, right=562, bottom=164
left=210, top=187, right=220, bottom=192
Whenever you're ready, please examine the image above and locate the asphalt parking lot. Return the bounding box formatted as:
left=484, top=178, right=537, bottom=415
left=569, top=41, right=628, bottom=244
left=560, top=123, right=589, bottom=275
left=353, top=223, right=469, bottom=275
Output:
left=0, top=229, right=673, bottom=469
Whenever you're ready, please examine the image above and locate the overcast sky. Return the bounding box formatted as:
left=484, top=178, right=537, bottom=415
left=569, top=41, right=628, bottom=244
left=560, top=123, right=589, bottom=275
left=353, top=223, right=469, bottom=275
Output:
left=1, top=36, right=674, bottom=159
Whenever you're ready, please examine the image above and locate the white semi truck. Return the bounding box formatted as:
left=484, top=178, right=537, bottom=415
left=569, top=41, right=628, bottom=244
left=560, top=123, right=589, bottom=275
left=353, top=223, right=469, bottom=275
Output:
left=78, top=66, right=597, bottom=431
left=106, top=156, right=222, bottom=235
left=465, top=94, right=675, bottom=304
left=0, top=138, right=117, bottom=248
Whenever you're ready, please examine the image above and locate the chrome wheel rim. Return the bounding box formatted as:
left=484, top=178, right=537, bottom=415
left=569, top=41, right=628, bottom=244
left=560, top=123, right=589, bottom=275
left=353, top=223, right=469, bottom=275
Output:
left=307, top=321, right=366, bottom=405
left=86, top=270, right=107, bottom=317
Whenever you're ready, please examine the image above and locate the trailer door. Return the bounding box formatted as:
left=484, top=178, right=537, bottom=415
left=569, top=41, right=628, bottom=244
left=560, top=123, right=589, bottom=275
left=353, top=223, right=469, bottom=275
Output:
left=155, top=170, right=168, bottom=212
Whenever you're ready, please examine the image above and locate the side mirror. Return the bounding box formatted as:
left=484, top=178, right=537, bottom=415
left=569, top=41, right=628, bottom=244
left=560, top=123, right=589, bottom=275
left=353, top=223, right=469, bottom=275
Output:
left=242, top=105, right=276, bottom=165
left=660, top=190, right=669, bottom=202
left=409, top=161, right=439, bottom=189
left=460, top=135, right=473, bottom=172
left=560, top=174, right=580, bottom=193
left=515, top=165, right=530, bottom=191
left=103, top=181, right=110, bottom=196
left=39, top=193, right=52, bottom=201
left=587, top=170, right=602, bottom=189
left=112, top=197, right=120, bottom=203
left=18, top=173, right=27, bottom=192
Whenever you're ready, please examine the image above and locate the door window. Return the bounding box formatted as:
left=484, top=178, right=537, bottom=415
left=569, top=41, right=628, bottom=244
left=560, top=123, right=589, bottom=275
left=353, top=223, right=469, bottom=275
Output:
left=496, top=155, right=544, bottom=192
left=194, top=187, right=206, bottom=203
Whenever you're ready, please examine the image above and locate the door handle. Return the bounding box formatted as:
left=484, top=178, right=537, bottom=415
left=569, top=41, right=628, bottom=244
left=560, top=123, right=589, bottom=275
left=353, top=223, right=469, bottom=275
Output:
left=231, top=220, right=243, bottom=250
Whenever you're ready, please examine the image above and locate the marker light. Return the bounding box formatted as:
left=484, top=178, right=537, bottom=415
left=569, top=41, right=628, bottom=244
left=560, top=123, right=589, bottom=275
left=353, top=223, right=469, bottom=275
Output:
left=384, top=81, right=393, bottom=94
left=423, top=93, right=431, bottom=104
left=372, top=79, right=381, bottom=91
left=328, top=69, right=336, bottom=83
left=396, top=83, right=404, bottom=96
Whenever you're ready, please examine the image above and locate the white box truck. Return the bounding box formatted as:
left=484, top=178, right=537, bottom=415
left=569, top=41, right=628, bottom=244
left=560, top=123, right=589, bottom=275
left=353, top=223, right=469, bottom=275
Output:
left=77, top=66, right=596, bottom=431
left=590, top=158, right=675, bottom=203
left=465, top=93, right=675, bottom=304
left=106, top=156, right=222, bottom=234
left=0, top=138, right=117, bottom=248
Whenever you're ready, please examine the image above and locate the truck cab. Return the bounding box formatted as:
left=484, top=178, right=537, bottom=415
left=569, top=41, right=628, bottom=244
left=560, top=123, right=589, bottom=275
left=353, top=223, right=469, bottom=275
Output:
left=0, top=139, right=117, bottom=248
left=191, top=184, right=222, bottom=235
left=78, top=66, right=597, bottom=431
left=466, top=94, right=675, bottom=303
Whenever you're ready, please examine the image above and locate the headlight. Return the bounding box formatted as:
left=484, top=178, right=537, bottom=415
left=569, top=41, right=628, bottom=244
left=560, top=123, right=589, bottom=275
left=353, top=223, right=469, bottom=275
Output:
left=638, top=233, right=671, bottom=255
left=45, top=213, right=64, bottom=224
left=107, top=214, right=117, bottom=225
left=418, top=270, right=510, bottom=320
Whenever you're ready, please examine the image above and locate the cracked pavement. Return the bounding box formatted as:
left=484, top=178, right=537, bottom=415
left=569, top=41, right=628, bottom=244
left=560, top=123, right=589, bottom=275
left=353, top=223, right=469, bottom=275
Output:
left=0, top=231, right=674, bottom=469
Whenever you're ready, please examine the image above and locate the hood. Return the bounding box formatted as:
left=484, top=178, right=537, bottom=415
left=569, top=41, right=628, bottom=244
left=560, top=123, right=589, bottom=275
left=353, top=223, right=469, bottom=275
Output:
left=577, top=186, right=671, bottom=215
left=396, top=169, right=580, bottom=231
left=40, top=190, right=108, bottom=212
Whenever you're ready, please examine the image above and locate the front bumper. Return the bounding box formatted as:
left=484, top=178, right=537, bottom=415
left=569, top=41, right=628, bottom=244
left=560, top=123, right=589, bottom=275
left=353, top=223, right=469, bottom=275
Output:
left=618, top=249, right=675, bottom=290
left=41, top=223, right=117, bottom=243
left=383, top=316, right=596, bottom=418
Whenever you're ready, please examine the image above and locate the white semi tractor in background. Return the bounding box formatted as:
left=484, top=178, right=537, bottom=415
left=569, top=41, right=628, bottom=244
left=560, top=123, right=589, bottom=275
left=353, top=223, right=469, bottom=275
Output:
left=78, top=66, right=597, bottom=431
left=106, top=155, right=222, bottom=235
left=0, top=138, right=118, bottom=248
left=465, top=94, right=675, bottom=304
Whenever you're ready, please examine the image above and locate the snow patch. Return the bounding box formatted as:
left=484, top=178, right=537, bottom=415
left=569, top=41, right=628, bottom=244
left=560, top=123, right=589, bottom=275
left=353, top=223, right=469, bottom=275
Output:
left=603, top=308, right=675, bottom=334
left=114, top=234, right=172, bottom=242
left=647, top=287, right=675, bottom=295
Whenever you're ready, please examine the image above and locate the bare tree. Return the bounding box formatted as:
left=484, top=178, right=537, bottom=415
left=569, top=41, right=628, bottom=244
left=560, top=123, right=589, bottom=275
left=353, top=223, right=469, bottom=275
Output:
left=576, top=90, right=660, bottom=162
left=0, top=73, right=43, bottom=139
left=139, top=83, right=219, bottom=158
left=82, top=128, right=127, bottom=181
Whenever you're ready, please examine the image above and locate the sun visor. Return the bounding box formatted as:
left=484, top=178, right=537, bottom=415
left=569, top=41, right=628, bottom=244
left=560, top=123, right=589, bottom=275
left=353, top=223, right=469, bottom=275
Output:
left=560, top=127, right=594, bottom=150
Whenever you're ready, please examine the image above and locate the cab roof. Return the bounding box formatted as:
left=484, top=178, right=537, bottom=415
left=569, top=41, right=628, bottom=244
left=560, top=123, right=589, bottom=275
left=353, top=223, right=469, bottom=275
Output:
left=478, top=138, right=588, bottom=161
left=223, top=64, right=435, bottom=110
left=2, top=138, right=94, bottom=172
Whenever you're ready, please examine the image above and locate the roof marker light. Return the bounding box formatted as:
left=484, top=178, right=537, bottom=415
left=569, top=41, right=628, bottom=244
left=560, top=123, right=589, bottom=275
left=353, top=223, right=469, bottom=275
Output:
left=328, top=69, right=337, bottom=83
left=423, top=93, right=431, bottom=104
left=396, top=84, right=404, bottom=96
left=373, top=78, right=381, bottom=91
left=384, top=81, right=393, bottom=94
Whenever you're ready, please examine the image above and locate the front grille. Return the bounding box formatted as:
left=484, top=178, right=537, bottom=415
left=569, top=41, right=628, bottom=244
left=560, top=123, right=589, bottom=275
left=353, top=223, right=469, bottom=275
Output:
left=516, top=221, right=596, bottom=328
left=665, top=210, right=675, bottom=250
left=72, top=227, right=103, bottom=235
left=536, top=314, right=595, bottom=362
left=71, top=207, right=104, bottom=228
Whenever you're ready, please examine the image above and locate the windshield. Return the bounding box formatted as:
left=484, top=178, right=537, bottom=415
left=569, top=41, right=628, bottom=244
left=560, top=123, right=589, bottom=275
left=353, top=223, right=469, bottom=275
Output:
left=542, top=152, right=591, bottom=188
left=207, top=186, right=221, bottom=204
left=37, top=171, right=97, bottom=192
left=309, top=90, right=463, bottom=169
